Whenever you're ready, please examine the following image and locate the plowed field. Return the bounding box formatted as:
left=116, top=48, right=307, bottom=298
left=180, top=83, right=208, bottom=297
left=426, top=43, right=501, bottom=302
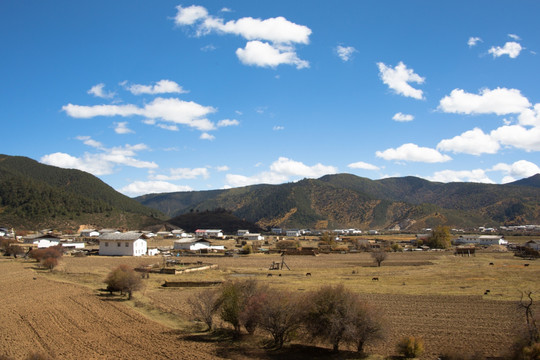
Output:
left=0, top=260, right=219, bottom=360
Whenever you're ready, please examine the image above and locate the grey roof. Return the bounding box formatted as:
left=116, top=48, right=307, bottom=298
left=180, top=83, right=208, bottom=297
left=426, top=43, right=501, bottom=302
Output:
left=99, top=232, right=144, bottom=241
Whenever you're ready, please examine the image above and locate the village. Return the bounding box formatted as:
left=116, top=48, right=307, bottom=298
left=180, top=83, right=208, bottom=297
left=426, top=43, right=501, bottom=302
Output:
left=1, top=224, right=539, bottom=259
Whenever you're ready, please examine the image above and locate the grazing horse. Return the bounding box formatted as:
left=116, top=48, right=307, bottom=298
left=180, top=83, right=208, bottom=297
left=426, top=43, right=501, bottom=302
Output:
left=267, top=273, right=272, bottom=277
left=306, top=273, right=312, bottom=277
left=372, top=277, right=379, bottom=281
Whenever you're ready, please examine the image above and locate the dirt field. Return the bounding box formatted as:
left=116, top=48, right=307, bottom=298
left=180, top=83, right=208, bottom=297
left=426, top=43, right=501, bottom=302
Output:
left=0, top=259, right=219, bottom=360
left=1, top=251, right=538, bottom=359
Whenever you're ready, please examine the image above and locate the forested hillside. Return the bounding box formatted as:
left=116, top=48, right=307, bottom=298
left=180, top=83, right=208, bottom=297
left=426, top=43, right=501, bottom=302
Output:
left=0, top=154, right=164, bottom=230
left=137, top=173, right=540, bottom=231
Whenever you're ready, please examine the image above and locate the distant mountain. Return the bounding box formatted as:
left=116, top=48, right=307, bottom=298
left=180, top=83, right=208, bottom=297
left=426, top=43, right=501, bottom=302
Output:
left=0, top=154, right=165, bottom=230
left=168, top=208, right=264, bottom=234
left=136, top=173, right=540, bottom=231
left=509, top=174, right=540, bottom=188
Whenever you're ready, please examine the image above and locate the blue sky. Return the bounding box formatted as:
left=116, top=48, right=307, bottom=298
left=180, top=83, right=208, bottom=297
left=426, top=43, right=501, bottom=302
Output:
left=2, top=1, right=540, bottom=196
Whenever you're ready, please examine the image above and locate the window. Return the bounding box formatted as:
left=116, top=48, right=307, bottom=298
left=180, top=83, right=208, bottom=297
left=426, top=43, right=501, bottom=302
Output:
left=125, top=242, right=129, bottom=247
left=105, top=242, right=108, bottom=247
left=117, top=242, right=121, bottom=247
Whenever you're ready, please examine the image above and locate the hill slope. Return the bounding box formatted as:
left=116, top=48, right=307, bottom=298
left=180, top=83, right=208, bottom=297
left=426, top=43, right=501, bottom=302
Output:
left=137, top=173, right=540, bottom=231
left=0, top=154, right=164, bottom=230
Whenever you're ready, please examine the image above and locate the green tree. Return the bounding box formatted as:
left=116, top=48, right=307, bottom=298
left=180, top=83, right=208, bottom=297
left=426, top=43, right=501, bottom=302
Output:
left=426, top=225, right=451, bottom=249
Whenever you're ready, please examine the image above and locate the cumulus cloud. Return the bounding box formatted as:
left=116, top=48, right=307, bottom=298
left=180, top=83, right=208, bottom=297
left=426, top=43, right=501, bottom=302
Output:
left=200, top=132, right=215, bottom=140
left=491, top=160, right=540, bottom=183
left=437, top=127, right=500, bottom=155
left=438, top=87, right=531, bottom=115
left=87, top=83, right=115, bottom=99
left=427, top=169, right=494, bottom=183
left=488, top=41, right=523, bottom=58
left=392, top=112, right=414, bottom=122
left=216, top=165, right=229, bottom=172
left=63, top=97, right=216, bottom=132
left=376, top=143, right=452, bottom=163
left=40, top=137, right=157, bottom=175
left=347, top=161, right=380, bottom=171
left=336, top=45, right=357, bottom=62
left=377, top=61, right=425, bottom=100
left=518, top=103, right=540, bottom=127
left=225, top=157, right=337, bottom=187
left=150, top=167, right=209, bottom=181
left=120, top=181, right=192, bottom=196
left=217, top=119, right=239, bottom=127
left=124, top=79, right=187, bottom=95
left=490, top=124, right=540, bottom=151
left=174, top=5, right=311, bottom=69
left=236, top=41, right=309, bottom=69
left=114, top=121, right=134, bottom=134
left=468, top=37, right=482, bottom=47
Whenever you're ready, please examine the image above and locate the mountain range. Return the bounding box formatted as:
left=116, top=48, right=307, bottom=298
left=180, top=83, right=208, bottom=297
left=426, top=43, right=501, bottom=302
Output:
left=137, top=173, right=540, bottom=231
left=1, top=154, right=539, bottom=232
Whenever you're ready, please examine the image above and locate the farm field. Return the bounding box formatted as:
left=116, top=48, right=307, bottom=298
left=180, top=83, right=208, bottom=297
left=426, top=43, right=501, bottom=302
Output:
left=1, top=250, right=538, bottom=359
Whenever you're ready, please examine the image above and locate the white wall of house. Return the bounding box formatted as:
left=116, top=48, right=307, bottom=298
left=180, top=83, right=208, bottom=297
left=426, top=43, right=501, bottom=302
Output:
left=99, top=239, right=147, bottom=256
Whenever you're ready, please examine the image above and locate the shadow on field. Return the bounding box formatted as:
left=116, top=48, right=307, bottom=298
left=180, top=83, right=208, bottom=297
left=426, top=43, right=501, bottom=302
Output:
left=183, top=329, right=372, bottom=359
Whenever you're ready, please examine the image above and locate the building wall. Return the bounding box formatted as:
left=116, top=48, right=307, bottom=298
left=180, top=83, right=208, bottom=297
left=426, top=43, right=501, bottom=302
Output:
left=99, top=239, right=147, bottom=256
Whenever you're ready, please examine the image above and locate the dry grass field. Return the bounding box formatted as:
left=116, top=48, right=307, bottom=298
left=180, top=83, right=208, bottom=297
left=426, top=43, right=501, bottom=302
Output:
left=1, top=249, right=538, bottom=359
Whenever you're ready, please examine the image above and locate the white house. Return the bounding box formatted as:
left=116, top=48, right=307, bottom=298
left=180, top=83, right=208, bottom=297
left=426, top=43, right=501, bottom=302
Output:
left=80, top=229, right=99, bottom=237
left=173, top=238, right=225, bottom=251
left=286, top=230, right=301, bottom=237
left=195, top=229, right=224, bottom=238
left=99, top=232, right=147, bottom=256
left=237, top=230, right=250, bottom=237
left=454, top=235, right=508, bottom=246
left=245, top=233, right=264, bottom=241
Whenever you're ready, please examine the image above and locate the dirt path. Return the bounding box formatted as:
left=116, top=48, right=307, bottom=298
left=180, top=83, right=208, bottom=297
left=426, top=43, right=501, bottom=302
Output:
left=0, top=259, right=219, bottom=360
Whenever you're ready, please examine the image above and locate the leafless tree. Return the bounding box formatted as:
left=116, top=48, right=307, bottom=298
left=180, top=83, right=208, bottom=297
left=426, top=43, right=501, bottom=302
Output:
left=187, top=288, right=222, bottom=331
left=370, top=249, right=387, bottom=267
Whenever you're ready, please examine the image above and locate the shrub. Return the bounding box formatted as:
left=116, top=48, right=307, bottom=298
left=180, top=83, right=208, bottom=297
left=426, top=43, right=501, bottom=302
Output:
left=104, top=265, right=142, bottom=300
left=397, top=336, right=424, bottom=358
left=41, top=257, right=58, bottom=271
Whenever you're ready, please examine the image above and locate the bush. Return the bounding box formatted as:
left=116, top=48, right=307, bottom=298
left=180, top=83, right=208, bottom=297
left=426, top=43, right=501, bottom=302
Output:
left=29, top=246, right=63, bottom=263
left=104, top=265, right=142, bottom=300
left=397, top=336, right=424, bottom=358
left=41, top=257, right=58, bottom=271
left=187, top=288, right=221, bottom=331
left=303, top=284, right=383, bottom=352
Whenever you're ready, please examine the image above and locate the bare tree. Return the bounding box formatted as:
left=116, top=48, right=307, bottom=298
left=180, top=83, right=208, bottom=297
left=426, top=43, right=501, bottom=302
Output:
left=519, top=291, right=539, bottom=346
left=370, top=249, right=387, bottom=267
left=187, top=288, right=222, bottom=331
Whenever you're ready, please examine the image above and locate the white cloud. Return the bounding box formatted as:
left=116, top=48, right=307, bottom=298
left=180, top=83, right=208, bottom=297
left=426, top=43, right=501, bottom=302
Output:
left=336, top=45, right=356, bottom=62
left=216, top=165, right=229, bottom=172
left=488, top=41, right=523, bottom=58
left=347, top=161, right=380, bottom=171
left=490, top=124, right=540, bottom=151
left=114, top=121, right=134, bottom=134
left=201, top=44, right=216, bottom=52
left=438, top=87, right=531, bottom=115
left=392, top=112, right=414, bottom=122
left=225, top=157, right=337, bottom=187
left=518, top=104, right=540, bottom=127
left=174, top=5, right=311, bottom=69
left=124, top=79, right=187, bottom=95
left=120, top=181, right=192, bottom=196
left=491, top=160, right=540, bottom=182
left=508, top=34, right=521, bottom=41
left=427, top=169, right=494, bottom=183
left=468, top=37, right=482, bottom=47
left=437, top=127, right=500, bottom=155
left=273, top=126, right=284, bottom=131
left=200, top=132, right=215, bottom=140
left=40, top=137, right=157, bottom=175
left=236, top=41, right=309, bottom=69
left=217, top=119, right=239, bottom=127
left=87, top=83, right=115, bottom=99
left=63, top=97, right=216, bottom=132
left=376, top=143, right=452, bottom=163
left=377, top=61, right=425, bottom=100
left=151, top=167, right=209, bottom=181
left=174, top=5, right=208, bottom=25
